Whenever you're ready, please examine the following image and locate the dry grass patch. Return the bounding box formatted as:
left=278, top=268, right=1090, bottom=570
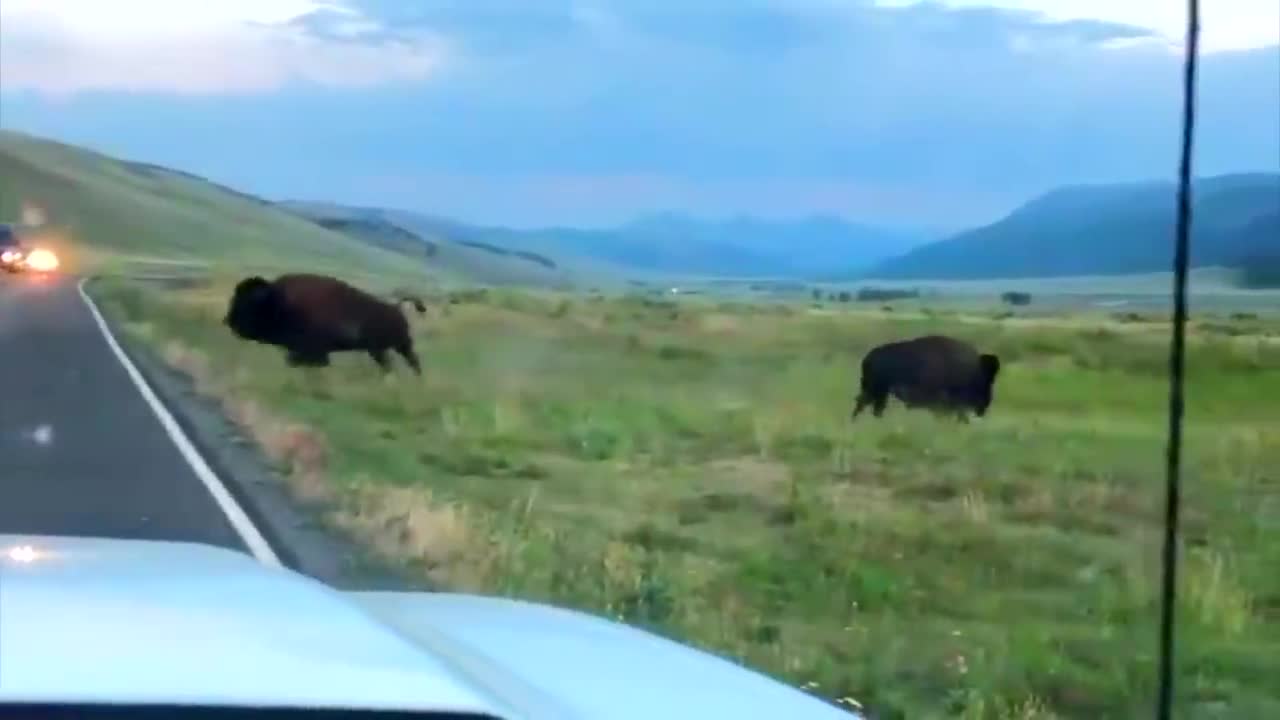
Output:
left=337, top=483, right=495, bottom=590
left=1185, top=549, right=1254, bottom=637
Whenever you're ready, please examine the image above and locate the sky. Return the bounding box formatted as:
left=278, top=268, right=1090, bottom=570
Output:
left=0, top=0, right=1277, bottom=230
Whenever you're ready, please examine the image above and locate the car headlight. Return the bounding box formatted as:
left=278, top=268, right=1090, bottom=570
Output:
left=5, top=544, right=41, bottom=564
left=24, top=248, right=59, bottom=272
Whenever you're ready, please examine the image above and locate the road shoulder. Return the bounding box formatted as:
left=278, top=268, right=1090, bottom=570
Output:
left=82, top=276, right=419, bottom=591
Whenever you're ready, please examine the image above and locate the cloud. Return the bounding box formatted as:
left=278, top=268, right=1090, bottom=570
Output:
left=917, top=0, right=1280, bottom=53
left=348, top=2, right=1279, bottom=220
left=340, top=1, right=1159, bottom=62
left=0, top=0, right=1274, bottom=227
left=338, top=1, right=1271, bottom=177
left=0, top=0, right=446, bottom=96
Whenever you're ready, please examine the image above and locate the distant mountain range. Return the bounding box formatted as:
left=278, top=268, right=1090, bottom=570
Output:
left=543, top=212, right=932, bottom=278
left=278, top=202, right=934, bottom=281
left=11, top=128, right=1274, bottom=290
left=285, top=173, right=1279, bottom=287
left=867, top=173, right=1280, bottom=282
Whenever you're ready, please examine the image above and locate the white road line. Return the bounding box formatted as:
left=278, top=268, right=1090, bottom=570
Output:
left=76, top=278, right=282, bottom=566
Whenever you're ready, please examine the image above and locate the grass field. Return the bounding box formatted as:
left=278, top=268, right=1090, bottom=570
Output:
left=93, top=276, right=1280, bottom=720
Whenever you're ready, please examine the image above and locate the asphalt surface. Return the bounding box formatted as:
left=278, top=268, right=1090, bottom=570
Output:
left=0, top=273, right=248, bottom=552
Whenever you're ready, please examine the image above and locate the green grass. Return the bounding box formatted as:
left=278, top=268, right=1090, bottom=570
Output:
left=94, top=277, right=1280, bottom=720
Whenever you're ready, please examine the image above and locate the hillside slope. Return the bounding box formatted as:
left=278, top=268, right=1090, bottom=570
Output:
left=276, top=201, right=578, bottom=288
left=0, top=130, right=427, bottom=283
left=868, top=173, right=1280, bottom=280
left=1234, top=209, right=1280, bottom=287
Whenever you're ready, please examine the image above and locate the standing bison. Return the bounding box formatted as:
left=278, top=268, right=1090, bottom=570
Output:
left=224, top=273, right=426, bottom=374
left=851, top=335, right=1001, bottom=422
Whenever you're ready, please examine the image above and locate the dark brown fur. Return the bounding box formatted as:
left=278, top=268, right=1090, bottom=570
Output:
left=223, top=273, right=425, bottom=374
left=850, top=335, right=1001, bottom=422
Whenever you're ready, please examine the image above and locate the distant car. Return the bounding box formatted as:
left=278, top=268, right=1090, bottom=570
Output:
left=0, top=223, right=59, bottom=275
left=0, top=534, right=862, bottom=719
left=0, top=223, right=25, bottom=272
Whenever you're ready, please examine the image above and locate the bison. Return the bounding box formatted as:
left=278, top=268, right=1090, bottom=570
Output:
left=850, top=335, right=1001, bottom=422
left=224, top=273, right=426, bottom=374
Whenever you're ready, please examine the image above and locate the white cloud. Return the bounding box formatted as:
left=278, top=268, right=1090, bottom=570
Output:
left=0, top=0, right=445, bottom=96
left=884, top=0, right=1280, bottom=52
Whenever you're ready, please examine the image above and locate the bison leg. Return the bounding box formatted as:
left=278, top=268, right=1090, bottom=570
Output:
left=851, top=388, right=888, bottom=420
left=850, top=395, right=870, bottom=420
left=871, top=393, right=889, bottom=417
left=852, top=369, right=890, bottom=420
left=395, top=342, right=422, bottom=376
left=941, top=398, right=971, bottom=423
left=368, top=348, right=392, bottom=372
left=945, top=390, right=972, bottom=423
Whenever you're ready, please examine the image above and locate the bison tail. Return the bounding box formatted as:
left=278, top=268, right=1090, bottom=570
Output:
left=979, top=353, right=1001, bottom=382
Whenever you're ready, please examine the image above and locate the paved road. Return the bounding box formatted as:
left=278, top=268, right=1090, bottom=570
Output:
left=0, top=273, right=250, bottom=552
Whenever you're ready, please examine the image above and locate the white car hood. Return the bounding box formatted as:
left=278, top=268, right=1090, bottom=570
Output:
left=0, top=535, right=858, bottom=719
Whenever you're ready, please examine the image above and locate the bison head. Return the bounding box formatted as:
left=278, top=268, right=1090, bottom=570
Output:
left=225, top=276, right=292, bottom=345
left=971, top=353, right=1001, bottom=416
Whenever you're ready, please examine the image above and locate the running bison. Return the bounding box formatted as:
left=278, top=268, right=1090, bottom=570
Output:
left=851, top=335, right=1001, bottom=422
left=224, top=273, right=426, bottom=374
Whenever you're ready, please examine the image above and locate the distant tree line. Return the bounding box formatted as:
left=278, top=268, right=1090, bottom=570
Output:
left=808, top=286, right=922, bottom=303
left=812, top=289, right=853, bottom=302
left=856, top=287, right=919, bottom=302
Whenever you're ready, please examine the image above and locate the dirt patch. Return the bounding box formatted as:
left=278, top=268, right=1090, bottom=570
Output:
left=674, top=456, right=796, bottom=526
left=822, top=482, right=896, bottom=520
left=698, top=313, right=743, bottom=334
left=705, top=456, right=791, bottom=495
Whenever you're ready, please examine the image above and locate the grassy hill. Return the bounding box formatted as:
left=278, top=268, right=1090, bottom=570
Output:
left=0, top=130, right=436, bottom=287
left=868, top=173, right=1280, bottom=282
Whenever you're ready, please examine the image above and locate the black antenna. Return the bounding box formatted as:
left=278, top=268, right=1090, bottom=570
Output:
left=1156, top=0, right=1199, bottom=717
